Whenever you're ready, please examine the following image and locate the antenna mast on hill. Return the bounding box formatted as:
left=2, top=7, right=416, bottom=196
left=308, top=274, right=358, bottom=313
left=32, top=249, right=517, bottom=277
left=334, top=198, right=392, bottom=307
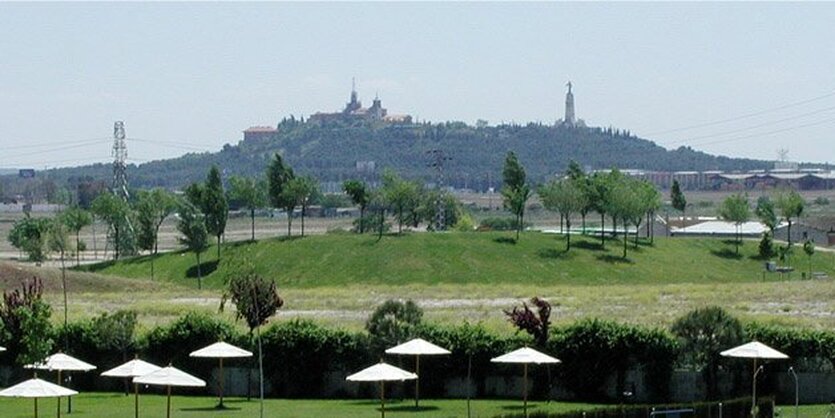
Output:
left=427, top=149, right=452, bottom=231
left=111, top=121, right=130, bottom=200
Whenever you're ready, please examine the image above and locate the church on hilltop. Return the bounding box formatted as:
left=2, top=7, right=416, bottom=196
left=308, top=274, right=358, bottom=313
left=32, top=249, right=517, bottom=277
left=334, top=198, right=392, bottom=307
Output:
left=558, top=81, right=586, bottom=128
left=308, top=79, right=412, bottom=125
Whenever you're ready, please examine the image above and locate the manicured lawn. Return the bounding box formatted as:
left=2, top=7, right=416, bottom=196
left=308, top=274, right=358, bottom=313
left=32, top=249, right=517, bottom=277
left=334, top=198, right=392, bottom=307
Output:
left=2, top=393, right=601, bottom=418
left=79, top=232, right=835, bottom=289
left=3, top=393, right=832, bottom=418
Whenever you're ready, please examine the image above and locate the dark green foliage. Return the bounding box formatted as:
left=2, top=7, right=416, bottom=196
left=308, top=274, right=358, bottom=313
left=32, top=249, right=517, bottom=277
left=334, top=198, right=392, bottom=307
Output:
left=59, top=206, right=92, bottom=266
left=261, top=319, right=369, bottom=397
left=493, top=396, right=774, bottom=418
left=718, top=193, right=750, bottom=254
left=478, top=217, right=525, bottom=231
left=670, top=179, right=686, bottom=213
left=343, top=179, right=370, bottom=233
left=91, top=192, right=136, bottom=259
left=0, top=277, right=53, bottom=366
left=755, top=196, right=778, bottom=233
left=7, top=215, right=51, bottom=262
left=671, top=306, right=743, bottom=399
left=502, top=151, right=531, bottom=240
left=777, top=189, right=805, bottom=245
left=267, top=153, right=296, bottom=235
left=758, top=232, right=775, bottom=259
left=365, top=299, right=423, bottom=352
left=552, top=319, right=678, bottom=401
left=142, top=311, right=240, bottom=369
left=176, top=201, right=209, bottom=288
left=221, top=257, right=284, bottom=333
left=227, top=175, right=267, bottom=241
left=202, top=166, right=229, bottom=258
left=744, top=322, right=835, bottom=368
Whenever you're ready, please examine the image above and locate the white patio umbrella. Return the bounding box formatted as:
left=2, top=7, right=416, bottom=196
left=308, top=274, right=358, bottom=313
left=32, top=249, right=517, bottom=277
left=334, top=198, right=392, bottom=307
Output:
left=0, top=375, right=78, bottom=418
left=721, top=341, right=789, bottom=418
left=101, top=357, right=162, bottom=418
left=189, top=341, right=252, bottom=408
left=26, top=353, right=96, bottom=418
left=346, top=361, right=418, bottom=418
left=133, top=365, right=206, bottom=418
left=0, top=345, right=6, bottom=352
left=491, top=347, right=561, bottom=417
left=386, top=338, right=450, bottom=408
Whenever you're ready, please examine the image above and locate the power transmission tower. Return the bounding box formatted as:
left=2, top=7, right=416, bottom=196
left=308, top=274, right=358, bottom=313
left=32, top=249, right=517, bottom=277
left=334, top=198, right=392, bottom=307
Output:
left=427, top=149, right=452, bottom=231
left=111, top=121, right=130, bottom=200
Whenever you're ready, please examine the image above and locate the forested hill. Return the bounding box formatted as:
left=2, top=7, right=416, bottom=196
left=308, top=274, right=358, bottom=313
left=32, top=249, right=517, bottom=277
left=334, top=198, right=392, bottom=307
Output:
left=35, top=119, right=771, bottom=191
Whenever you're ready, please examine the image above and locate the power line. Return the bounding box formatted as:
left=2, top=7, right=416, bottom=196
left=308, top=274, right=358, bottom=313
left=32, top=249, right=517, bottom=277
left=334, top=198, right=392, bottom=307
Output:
left=128, top=137, right=209, bottom=152
left=645, top=88, right=835, bottom=136
left=686, top=115, right=835, bottom=148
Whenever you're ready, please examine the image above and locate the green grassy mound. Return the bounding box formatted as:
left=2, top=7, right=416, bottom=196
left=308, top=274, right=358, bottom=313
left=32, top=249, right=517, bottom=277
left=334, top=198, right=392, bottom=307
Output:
left=80, top=232, right=835, bottom=290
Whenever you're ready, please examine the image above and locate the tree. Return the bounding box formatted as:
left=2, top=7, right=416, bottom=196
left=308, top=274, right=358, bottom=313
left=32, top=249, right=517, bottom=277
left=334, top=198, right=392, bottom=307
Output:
left=640, top=181, right=662, bottom=244
left=504, top=297, right=551, bottom=347
left=227, top=176, right=267, bottom=241
left=266, top=153, right=296, bottom=236
left=589, top=172, right=611, bottom=247
left=343, top=180, right=370, bottom=233
left=539, top=179, right=586, bottom=251
left=607, top=177, right=644, bottom=258
left=0, top=277, right=54, bottom=366
left=671, top=306, right=743, bottom=400
left=381, top=170, right=421, bottom=234
left=135, top=188, right=177, bottom=278
left=92, top=310, right=137, bottom=366
left=220, top=256, right=283, bottom=410
left=501, top=152, right=531, bottom=241
left=204, top=166, right=229, bottom=260
left=671, top=179, right=687, bottom=220
left=366, top=299, right=423, bottom=351
left=59, top=207, right=92, bottom=266
left=758, top=232, right=775, bottom=259
left=565, top=162, right=595, bottom=233
left=284, top=176, right=319, bottom=237
left=718, top=193, right=750, bottom=254
left=91, top=193, right=134, bottom=260
left=177, top=202, right=209, bottom=289
left=7, top=215, right=51, bottom=262
left=777, top=189, right=804, bottom=245
left=803, top=239, right=815, bottom=279
left=48, top=218, right=72, bottom=344
left=755, top=196, right=778, bottom=234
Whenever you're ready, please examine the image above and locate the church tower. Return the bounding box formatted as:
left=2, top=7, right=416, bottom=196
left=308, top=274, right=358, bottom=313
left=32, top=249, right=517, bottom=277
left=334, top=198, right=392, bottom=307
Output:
left=564, top=81, right=575, bottom=126
left=344, top=77, right=362, bottom=114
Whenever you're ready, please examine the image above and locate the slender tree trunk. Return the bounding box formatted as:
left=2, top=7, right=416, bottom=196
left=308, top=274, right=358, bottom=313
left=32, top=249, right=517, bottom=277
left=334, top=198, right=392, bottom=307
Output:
left=217, top=235, right=221, bottom=260
left=623, top=228, right=628, bottom=259
left=581, top=213, right=586, bottom=234
left=634, top=223, right=640, bottom=248
left=377, top=209, right=385, bottom=242
left=196, top=252, right=202, bottom=289
left=61, top=251, right=68, bottom=349
left=250, top=208, right=256, bottom=241
left=75, top=231, right=81, bottom=266
left=566, top=219, right=571, bottom=251
left=560, top=214, right=564, bottom=234
left=359, top=206, right=365, bottom=234
left=301, top=206, right=305, bottom=237
left=287, top=214, right=292, bottom=237
left=787, top=219, right=793, bottom=245
left=600, top=213, right=606, bottom=247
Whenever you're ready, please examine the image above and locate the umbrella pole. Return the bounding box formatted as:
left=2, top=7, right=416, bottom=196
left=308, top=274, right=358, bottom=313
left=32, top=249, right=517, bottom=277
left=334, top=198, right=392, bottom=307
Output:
left=56, top=370, right=62, bottom=418
left=415, top=355, right=420, bottom=408
left=751, top=358, right=758, bottom=418
left=523, top=363, right=528, bottom=418
left=35, top=397, right=39, bottom=418
left=380, top=381, right=385, bottom=418
left=166, top=385, right=171, bottom=418
left=219, top=358, right=224, bottom=408
left=134, top=383, right=139, bottom=418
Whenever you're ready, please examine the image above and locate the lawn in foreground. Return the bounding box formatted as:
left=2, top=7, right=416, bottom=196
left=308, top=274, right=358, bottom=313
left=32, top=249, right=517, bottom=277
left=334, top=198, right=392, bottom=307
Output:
left=2, top=393, right=600, bottom=418
left=3, top=394, right=832, bottom=418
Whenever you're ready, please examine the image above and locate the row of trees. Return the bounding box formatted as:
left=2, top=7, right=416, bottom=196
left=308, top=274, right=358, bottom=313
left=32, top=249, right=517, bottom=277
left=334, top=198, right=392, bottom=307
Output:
left=501, top=153, right=662, bottom=258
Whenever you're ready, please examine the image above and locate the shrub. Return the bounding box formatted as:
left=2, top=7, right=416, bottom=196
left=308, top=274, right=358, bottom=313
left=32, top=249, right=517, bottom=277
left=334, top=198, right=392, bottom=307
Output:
left=366, top=299, right=423, bottom=352
left=0, top=277, right=53, bottom=366
left=261, top=319, right=369, bottom=397
left=142, top=312, right=242, bottom=371
left=758, top=232, right=775, bottom=259
left=478, top=217, right=523, bottom=231
left=813, top=196, right=830, bottom=206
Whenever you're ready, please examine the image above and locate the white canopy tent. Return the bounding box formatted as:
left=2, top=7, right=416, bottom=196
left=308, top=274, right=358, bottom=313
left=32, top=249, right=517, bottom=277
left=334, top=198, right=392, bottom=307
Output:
left=385, top=338, right=450, bottom=408
left=492, top=347, right=561, bottom=417
left=133, top=366, right=206, bottom=418
left=346, top=362, right=418, bottom=418
left=26, top=353, right=96, bottom=418
left=189, top=341, right=252, bottom=408
left=0, top=376, right=78, bottom=418
left=721, top=341, right=789, bottom=418
left=101, top=358, right=162, bottom=418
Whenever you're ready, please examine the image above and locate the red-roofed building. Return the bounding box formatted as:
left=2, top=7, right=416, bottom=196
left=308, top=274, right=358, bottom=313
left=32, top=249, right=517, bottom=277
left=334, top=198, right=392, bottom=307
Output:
left=243, top=126, right=278, bottom=143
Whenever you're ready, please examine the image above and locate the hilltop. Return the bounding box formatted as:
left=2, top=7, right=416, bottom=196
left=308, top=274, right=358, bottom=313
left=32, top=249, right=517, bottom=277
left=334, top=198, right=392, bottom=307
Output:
left=27, top=120, right=771, bottom=191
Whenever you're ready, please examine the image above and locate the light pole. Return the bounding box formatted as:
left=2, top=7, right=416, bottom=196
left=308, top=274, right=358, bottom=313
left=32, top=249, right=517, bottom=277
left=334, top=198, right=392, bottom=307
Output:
left=752, top=365, right=765, bottom=418
left=788, top=367, right=798, bottom=418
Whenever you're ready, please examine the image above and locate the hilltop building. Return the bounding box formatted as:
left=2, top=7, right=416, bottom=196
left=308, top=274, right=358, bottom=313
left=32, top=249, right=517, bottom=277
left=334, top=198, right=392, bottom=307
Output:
left=308, top=79, right=412, bottom=125
left=243, top=126, right=278, bottom=143
left=558, top=81, right=586, bottom=128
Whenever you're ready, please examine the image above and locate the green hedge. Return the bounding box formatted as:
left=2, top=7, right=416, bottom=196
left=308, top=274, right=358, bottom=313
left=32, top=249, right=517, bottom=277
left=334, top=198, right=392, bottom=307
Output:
left=493, top=396, right=774, bottom=418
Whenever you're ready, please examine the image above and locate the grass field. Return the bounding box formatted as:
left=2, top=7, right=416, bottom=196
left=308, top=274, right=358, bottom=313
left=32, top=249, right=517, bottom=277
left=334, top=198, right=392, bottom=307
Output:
left=2, top=393, right=602, bottom=418
left=80, top=232, right=835, bottom=289
left=2, top=393, right=831, bottom=418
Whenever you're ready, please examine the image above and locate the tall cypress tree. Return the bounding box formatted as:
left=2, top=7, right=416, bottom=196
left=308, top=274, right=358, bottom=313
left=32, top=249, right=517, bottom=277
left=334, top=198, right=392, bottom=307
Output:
left=203, top=166, right=228, bottom=260
left=267, top=153, right=295, bottom=236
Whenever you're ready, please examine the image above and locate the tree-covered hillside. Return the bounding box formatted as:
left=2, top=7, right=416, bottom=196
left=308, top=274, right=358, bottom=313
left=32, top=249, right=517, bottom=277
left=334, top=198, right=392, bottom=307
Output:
left=13, top=119, right=772, bottom=192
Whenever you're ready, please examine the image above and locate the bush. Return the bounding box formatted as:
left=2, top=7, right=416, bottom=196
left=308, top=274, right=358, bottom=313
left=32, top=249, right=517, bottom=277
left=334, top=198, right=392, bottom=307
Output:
left=366, top=299, right=423, bottom=352
left=551, top=319, right=678, bottom=402
left=745, top=322, right=835, bottom=370
left=813, top=196, right=830, bottom=206
left=758, top=232, right=775, bottom=259
left=478, top=217, right=528, bottom=231
left=493, top=396, right=774, bottom=418
left=142, top=312, right=243, bottom=371
left=261, top=319, right=369, bottom=397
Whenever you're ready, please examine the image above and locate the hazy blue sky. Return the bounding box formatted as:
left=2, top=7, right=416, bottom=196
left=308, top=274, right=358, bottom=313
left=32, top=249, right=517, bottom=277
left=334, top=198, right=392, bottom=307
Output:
left=2, top=2, right=834, bottom=168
